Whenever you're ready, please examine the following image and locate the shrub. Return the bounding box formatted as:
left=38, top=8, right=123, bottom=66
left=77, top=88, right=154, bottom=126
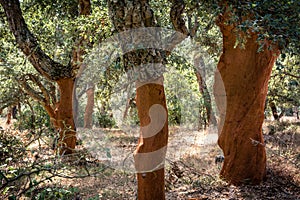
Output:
left=0, top=129, right=25, bottom=164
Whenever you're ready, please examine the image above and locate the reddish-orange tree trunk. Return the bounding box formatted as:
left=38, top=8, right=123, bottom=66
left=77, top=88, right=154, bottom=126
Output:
left=134, top=80, right=168, bottom=200
left=55, top=78, right=77, bottom=154
left=214, top=21, right=279, bottom=184
left=21, top=77, right=77, bottom=155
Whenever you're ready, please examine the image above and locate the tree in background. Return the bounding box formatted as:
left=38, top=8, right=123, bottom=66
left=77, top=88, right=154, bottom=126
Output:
left=0, top=66, right=25, bottom=123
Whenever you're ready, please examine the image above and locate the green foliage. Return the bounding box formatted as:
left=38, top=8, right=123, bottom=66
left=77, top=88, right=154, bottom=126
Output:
left=0, top=66, right=25, bottom=112
left=0, top=129, right=25, bottom=164
left=96, top=112, right=116, bottom=128
left=14, top=102, right=52, bottom=131
left=267, top=54, right=300, bottom=113
left=167, top=94, right=182, bottom=125
left=20, top=0, right=111, bottom=66
left=213, top=0, right=300, bottom=54
left=1, top=0, right=112, bottom=131
left=29, top=186, right=80, bottom=200
left=150, top=0, right=172, bottom=28
left=165, top=55, right=202, bottom=126
left=0, top=13, right=27, bottom=111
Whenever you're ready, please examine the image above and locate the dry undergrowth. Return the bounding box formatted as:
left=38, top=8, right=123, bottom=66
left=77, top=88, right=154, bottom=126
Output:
left=0, top=118, right=299, bottom=200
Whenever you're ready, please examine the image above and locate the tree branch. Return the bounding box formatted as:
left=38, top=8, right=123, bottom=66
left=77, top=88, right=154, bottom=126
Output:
left=0, top=0, right=73, bottom=81
left=17, top=74, right=57, bottom=114
left=281, top=72, right=300, bottom=79
left=18, top=75, right=46, bottom=105
left=164, top=0, right=190, bottom=54
left=28, top=74, right=51, bottom=106
left=170, top=0, right=189, bottom=35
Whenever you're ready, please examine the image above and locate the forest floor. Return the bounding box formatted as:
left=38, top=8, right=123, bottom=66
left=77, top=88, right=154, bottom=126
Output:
left=0, top=117, right=299, bottom=200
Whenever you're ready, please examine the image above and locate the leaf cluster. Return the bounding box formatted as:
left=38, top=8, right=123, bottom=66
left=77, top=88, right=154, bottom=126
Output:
left=268, top=54, right=300, bottom=108
left=219, top=0, right=300, bottom=54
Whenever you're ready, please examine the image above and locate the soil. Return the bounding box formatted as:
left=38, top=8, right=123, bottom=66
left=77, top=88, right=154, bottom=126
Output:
left=0, top=117, right=299, bottom=200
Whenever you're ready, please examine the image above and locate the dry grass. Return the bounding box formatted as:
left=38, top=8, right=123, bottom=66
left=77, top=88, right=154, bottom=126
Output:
left=0, top=118, right=299, bottom=199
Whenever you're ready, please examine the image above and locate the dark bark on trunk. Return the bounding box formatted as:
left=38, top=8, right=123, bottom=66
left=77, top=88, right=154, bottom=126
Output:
left=214, top=14, right=279, bottom=185
left=6, top=107, right=12, bottom=125
left=195, top=70, right=217, bottom=129
left=269, top=101, right=279, bottom=120
left=12, top=106, right=17, bottom=119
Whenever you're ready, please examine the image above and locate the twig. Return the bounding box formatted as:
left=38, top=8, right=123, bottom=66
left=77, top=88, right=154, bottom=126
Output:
left=0, top=170, right=8, bottom=182
left=0, top=168, right=51, bottom=191
left=17, top=175, right=56, bottom=197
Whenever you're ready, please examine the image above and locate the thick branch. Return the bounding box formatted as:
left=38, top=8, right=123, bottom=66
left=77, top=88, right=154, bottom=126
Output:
left=165, top=0, right=190, bottom=54
left=18, top=75, right=46, bottom=105
left=107, top=1, right=125, bottom=31
left=18, top=74, right=56, bottom=114
left=170, top=0, right=189, bottom=36
left=79, top=0, right=91, bottom=15
left=0, top=0, right=73, bottom=81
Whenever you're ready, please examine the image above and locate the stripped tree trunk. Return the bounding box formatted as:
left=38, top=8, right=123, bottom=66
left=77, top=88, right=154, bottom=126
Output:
left=108, top=0, right=194, bottom=198
left=135, top=79, right=168, bottom=200
left=214, top=12, right=279, bottom=185
left=55, top=78, right=77, bottom=154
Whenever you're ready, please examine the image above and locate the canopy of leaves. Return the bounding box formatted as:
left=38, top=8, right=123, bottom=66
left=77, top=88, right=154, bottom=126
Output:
left=210, top=0, right=300, bottom=54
